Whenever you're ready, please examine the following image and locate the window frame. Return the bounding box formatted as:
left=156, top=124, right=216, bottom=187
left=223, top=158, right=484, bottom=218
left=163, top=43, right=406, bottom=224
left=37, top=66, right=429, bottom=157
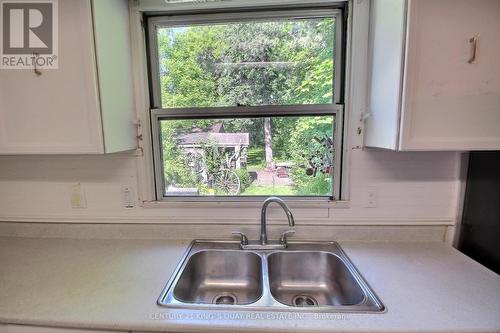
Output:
left=147, top=7, right=345, bottom=202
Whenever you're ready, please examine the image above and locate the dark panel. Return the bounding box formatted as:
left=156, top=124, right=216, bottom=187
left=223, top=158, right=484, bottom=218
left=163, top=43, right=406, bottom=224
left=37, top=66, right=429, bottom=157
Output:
left=458, top=151, right=500, bottom=274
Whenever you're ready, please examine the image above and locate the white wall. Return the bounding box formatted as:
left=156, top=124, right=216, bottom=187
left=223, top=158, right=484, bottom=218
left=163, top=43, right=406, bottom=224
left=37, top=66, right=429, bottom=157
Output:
left=0, top=149, right=462, bottom=226
left=0, top=0, right=463, bottom=239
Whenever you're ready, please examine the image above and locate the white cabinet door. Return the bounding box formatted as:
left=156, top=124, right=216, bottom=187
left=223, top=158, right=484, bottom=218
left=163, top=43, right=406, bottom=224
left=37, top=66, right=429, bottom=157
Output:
left=400, top=0, right=500, bottom=150
left=365, top=0, right=500, bottom=151
left=2, top=324, right=126, bottom=333
left=0, top=0, right=104, bottom=154
left=365, top=0, right=406, bottom=150
left=91, top=0, right=137, bottom=154
left=0, top=0, right=136, bottom=154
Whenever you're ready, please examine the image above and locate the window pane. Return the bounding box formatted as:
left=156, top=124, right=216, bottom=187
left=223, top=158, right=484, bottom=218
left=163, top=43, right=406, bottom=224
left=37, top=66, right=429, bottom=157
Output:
left=160, top=115, right=335, bottom=197
left=157, top=17, right=335, bottom=108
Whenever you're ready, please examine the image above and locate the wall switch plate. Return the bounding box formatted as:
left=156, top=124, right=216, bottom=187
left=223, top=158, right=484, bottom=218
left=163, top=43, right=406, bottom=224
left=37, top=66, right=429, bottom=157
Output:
left=364, top=186, right=378, bottom=208
left=122, top=186, right=134, bottom=208
left=70, top=183, right=86, bottom=209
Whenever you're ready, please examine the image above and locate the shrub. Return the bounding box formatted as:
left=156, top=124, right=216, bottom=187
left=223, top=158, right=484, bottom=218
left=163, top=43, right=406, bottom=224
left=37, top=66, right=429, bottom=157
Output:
left=290, top=167, right=331, bottom=196
left=234, top=169, right=252, bottom=192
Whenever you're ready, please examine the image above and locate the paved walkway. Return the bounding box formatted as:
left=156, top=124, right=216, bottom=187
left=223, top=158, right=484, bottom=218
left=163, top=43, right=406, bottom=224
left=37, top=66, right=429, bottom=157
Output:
left=254, top=169, right=294, bottom=186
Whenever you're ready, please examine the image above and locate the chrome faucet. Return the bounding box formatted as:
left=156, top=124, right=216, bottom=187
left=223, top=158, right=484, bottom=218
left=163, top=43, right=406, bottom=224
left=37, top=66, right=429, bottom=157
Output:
left=232, top=196, right=295, bottom=249
left=260, top=196, right=295, bottom=244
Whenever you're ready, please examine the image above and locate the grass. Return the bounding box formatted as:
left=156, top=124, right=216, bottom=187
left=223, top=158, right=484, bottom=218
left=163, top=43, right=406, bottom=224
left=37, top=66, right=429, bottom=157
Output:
left=247, top=163, right=265, bottom=172
left=246, top=147, right=265, bottom=170
left=240, top=184, right=297, bottom=195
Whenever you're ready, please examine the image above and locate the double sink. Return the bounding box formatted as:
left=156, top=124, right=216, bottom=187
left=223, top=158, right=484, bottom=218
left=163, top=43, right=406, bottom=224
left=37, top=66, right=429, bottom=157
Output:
left=157, top=240, right=384, bottom=312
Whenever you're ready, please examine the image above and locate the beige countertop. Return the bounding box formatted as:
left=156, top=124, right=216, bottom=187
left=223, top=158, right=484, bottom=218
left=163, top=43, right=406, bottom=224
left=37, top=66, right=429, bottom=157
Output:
left=0, top=236, right=499, bottom=333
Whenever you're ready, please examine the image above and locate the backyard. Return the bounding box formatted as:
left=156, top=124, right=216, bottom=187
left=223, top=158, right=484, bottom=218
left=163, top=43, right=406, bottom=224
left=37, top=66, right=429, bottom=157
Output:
left=157, top=16, right=337, bottom=197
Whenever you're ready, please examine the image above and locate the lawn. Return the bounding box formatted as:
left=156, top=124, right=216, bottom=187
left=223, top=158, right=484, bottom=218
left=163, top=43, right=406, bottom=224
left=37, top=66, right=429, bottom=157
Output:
left=246, top=147, right=265, bottom=171
left=240, top=184, right=297, bottom=195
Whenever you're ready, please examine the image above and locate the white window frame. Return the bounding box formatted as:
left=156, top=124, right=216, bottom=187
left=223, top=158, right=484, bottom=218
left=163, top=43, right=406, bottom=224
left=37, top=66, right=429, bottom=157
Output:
left=145, top=6, right=346, bottom=202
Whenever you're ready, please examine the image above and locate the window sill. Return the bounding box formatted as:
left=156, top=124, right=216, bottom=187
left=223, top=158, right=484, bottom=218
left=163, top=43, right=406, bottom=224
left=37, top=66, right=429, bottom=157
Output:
left=141, top=199, right=350, bottom=210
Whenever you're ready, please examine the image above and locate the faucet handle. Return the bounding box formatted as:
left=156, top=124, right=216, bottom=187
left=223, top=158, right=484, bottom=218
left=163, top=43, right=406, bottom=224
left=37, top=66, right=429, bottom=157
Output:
left=279, top=229, right=295, bottom=245
left=231, top=231, right=249, bottom=245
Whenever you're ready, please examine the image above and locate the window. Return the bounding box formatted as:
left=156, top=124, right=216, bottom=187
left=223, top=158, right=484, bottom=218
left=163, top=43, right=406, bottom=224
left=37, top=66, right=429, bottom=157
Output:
left=148, top=8, right=344, bottom=200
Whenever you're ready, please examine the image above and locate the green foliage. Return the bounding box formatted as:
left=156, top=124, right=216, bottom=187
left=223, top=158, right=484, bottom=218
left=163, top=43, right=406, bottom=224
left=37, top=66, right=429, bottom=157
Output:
left=157, top=17, right=337, bottom=196
left=161, top=119, right=218, bottom=190
left=294, top=59, right=334, bottom=104
left=158, top=26, right=225, bottom=108
left=241, top=184, right=296, bottom=196
left=287, top=116, right=335, bottom=195
left=291, top=169, right=331, bottom=196
left=198, top=138, right=225, bottom=183
left=234, top=169, right=252, bottom=191
left=157, top=18, right=334, bottom=108
left=160, top=121, right=198, bottom=188
left=246, top=147, right=265, bottom=169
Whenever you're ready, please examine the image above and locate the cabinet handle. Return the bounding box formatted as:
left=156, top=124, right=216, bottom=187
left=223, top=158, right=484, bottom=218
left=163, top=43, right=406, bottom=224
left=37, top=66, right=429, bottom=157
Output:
left=467, top=34, right=479, bottom=64
left=33, top=52, right=42, bottom=76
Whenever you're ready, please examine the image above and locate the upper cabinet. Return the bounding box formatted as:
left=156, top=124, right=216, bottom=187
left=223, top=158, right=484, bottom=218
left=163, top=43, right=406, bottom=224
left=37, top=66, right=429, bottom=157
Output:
left=0, top=0, right=136, bottom=154
left=365, top=0, right=500, bottom=151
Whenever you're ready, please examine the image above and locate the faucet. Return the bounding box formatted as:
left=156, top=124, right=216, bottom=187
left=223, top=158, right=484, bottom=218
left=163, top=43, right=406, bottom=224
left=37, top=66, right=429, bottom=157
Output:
left=260, top=196, right=295, bottom=245
left=232, top=196, right=295, bottom=249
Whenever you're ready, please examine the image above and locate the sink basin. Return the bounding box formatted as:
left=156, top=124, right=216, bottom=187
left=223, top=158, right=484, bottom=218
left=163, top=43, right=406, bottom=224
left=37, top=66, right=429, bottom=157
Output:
left=268, top=251, right=365, bottom=306
left=173, top=250, right=262, bottom=305
left=158, top=241, right=384, bottom=312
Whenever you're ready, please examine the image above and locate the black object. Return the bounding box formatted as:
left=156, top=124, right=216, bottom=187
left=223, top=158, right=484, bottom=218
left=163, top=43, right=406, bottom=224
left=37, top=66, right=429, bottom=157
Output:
left=458, top=151, right=500, bottom=274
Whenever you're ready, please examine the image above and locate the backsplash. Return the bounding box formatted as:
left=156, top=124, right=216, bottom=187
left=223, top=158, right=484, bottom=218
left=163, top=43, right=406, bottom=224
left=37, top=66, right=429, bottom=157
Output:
left=0, top=149, right=462, bottom=227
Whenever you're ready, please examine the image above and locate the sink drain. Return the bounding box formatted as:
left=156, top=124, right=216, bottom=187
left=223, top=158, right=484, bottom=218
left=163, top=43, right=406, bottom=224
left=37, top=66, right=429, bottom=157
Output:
left=292, top=295, right=318, bottom=307
left=213, top=293, right=237, bottom=305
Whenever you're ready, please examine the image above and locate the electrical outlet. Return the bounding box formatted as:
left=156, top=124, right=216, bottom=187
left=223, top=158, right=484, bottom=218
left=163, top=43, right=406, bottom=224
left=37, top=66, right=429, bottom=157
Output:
left=70, top=183, right=86, bottom=209
left=122, top=186, right=134, bottom=208
left=364, top=186, right=378, bottom=208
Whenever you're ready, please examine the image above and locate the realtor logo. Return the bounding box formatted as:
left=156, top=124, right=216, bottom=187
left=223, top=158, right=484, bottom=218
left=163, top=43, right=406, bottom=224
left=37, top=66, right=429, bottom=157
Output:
left=1, top=0, right=58, bottom=69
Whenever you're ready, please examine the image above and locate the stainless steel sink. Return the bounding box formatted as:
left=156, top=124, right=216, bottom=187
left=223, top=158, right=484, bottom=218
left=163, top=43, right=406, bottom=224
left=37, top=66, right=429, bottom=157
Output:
left=173, top=250, right=262, bottom=305
left=158, top=240, right=384, bottom=312
left=268, top=251, right=365, bottom=307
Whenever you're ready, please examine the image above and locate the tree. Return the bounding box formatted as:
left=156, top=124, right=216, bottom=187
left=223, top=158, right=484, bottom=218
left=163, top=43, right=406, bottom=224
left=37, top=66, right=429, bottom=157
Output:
left=156, top=17, right=336, bottom=194
left=264, top=117, right=273, bottom=169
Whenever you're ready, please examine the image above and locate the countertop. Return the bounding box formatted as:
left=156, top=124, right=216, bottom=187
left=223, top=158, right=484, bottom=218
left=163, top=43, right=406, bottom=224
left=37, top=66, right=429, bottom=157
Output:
left=0, top=236, right=499, bottom=333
